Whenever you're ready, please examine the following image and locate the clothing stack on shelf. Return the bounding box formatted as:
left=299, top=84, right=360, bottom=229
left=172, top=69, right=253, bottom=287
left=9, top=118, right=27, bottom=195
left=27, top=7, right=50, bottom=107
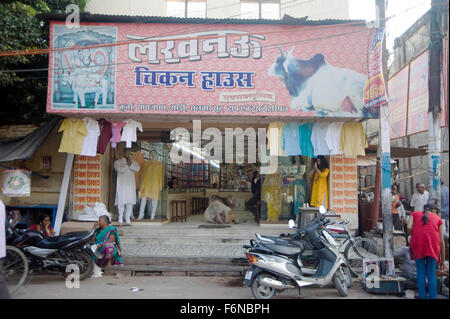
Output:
left=268, top=121, right=367, bottom=158
left=58, top=118, right=143, bottom=156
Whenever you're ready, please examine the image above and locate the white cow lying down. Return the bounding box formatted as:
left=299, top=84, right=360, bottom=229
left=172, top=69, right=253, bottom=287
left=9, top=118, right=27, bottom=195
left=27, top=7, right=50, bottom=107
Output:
left=268, top=47, right=368, bottom=117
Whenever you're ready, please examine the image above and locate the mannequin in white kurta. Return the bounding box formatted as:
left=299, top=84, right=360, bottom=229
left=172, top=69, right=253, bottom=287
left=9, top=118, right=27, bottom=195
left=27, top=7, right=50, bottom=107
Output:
left=114, top=152, right=140, bottom=225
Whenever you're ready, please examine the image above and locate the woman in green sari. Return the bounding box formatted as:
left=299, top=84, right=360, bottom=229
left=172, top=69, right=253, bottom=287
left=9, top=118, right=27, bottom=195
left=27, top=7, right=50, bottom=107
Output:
left=92, top=215, right=123, bottom=267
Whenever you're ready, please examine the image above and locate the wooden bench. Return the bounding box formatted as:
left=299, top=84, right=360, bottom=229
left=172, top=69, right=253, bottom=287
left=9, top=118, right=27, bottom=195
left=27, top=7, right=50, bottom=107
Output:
left=192, top=197, right=209, bottom=215
left=171, top=200, right=187, bottom=222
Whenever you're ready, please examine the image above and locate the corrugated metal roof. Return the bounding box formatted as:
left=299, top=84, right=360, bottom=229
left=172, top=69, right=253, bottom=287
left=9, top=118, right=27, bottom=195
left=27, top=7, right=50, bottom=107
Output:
left=38, top=13, right=365, bottom=26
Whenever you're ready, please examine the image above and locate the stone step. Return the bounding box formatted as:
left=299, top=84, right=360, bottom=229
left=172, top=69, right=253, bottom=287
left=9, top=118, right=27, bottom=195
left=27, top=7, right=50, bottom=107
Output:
left=103, top=264, right=248, bottom=277
left=121, top=243, right=249, bottom=258
left=120, top=235, right=260, bottom=245
left=122, top=256, right=248, bottom=266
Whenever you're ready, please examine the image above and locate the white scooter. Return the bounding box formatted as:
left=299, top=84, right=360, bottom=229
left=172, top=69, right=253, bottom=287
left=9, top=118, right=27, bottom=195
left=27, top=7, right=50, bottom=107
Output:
left=243, top=206, right=349, bottom=299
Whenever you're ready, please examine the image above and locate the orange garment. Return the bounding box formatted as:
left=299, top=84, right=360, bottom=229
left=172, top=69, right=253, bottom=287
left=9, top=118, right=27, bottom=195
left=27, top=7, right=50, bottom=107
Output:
left=310, top=168, right=329, bottom=208
left=392, top=194, right=400, bottom=214
left=132, top=151, right=146, bottom=190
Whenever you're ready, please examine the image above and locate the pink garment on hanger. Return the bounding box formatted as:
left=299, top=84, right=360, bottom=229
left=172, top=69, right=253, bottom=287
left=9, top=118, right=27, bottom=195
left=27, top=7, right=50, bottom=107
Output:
left=110, top=122, right=126, bottom=148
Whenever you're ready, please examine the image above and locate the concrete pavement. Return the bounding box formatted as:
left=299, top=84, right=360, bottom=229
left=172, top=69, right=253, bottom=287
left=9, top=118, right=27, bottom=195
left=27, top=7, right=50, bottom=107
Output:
left=12, top=273, right=402, bottom=299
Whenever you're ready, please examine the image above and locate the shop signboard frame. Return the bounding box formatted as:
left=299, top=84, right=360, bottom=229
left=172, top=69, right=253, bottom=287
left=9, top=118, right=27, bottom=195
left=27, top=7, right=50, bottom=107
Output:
left=47, top=20, right=384, bottom=119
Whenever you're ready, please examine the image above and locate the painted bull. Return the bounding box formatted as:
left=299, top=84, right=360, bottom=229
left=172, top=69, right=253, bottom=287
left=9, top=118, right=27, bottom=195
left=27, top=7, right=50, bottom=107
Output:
left=268, top=46, right=368, bottom=117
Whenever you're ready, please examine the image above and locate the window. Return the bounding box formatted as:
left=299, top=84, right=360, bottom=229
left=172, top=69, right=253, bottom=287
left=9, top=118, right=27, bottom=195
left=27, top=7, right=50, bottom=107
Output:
left=167, top=0, right=206, bottom=18
left=241, top=0, right=280, bottom=19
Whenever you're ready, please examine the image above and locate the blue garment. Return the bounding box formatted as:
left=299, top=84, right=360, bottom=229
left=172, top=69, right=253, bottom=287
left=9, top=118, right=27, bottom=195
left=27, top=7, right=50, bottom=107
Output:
left=298, top=123, right=315, bottom=157
left=282, top=123, right=302, bottom=156
left=415, top=257, right=437, bottom=299
left=441, top=185, right=449, bottom=220
left=310, top=122, right=330, bottom=156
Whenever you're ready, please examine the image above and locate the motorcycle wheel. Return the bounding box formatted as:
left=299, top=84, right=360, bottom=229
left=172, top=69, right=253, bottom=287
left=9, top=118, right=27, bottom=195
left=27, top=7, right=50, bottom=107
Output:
left=67, top=250, right=94, bottom=281
left=251, top=273, right=276, bottom=299
left=3, top=245, right=29, bottom=296
left=332, top=266, right=348, bottom=297
left=344, top=237, right=380, bottom=278
left=344, top=266, right=353, bottom=288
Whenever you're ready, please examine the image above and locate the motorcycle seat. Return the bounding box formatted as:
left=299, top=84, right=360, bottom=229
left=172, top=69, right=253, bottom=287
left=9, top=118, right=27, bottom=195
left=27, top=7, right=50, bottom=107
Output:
left=262, top=243, right=302, bottom=256
left=35, top=231, right=92, bottom=249
left=257, top=234, right=290, bottom=246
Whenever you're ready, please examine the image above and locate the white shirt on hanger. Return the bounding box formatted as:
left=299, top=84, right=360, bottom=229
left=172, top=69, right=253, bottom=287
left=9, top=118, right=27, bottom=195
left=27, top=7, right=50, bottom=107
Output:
left=80, top=118, right=100, bottom=157
left=325, top=122, right=344, bottom=155
left=121, top=119, right=143, bottom=148
left=311, top=122, right=330, bottom=156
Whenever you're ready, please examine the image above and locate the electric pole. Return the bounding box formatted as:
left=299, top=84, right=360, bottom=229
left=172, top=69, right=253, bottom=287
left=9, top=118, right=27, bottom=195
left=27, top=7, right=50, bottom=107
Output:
left=376, top=0, right=393, bottom=258
left=428, top=0, right=444, bottom=209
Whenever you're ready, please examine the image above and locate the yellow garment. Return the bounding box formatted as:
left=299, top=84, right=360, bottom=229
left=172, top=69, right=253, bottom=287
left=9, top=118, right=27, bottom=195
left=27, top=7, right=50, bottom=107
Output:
left=267, top=121, right=287, bottom=157
left=58, top=119, right=88, bottom=155
left=340, top=122, right=367, bottom=156
left=310, top=168, right=329, bottom=208
left=139, top=159, right=163, bottom=200
left=132, top=151, right=146, bottom=190
left=261, top=173, right=283, bottom=221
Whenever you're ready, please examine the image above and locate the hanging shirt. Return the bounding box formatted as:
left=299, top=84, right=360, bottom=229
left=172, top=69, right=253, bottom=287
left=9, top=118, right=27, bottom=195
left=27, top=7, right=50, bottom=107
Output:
left=139, top=159, right=164, bottom=200
left=97, top=119, right=112, bottom=155
left=340, top=122, right=367, bottom=156
left=132, top=151, right=146, bottom=190
left=298, top=122, right=315, bottom=157
left=80, top=118, right=100, bottom=157
left=114, top=157, right=140, bottom=206
left=110, top=122, right=126, bottom=148
left=325, top=122, right=344, bottom=155
left=282, top=122, right=302, bottom=156
left=310, top=122, right=330, bottom=156
left=58, top=118, right=88, bottom=155
left=267, top=121, right=286, bottom=157
left=121, top=119, right=143, bottom=148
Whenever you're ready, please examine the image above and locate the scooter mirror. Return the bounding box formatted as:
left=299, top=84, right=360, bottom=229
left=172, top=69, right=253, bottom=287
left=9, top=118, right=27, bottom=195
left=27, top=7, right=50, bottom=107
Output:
left=319, top=205, right=327, bottom=215
left=288, top=219, right=296, bottom=229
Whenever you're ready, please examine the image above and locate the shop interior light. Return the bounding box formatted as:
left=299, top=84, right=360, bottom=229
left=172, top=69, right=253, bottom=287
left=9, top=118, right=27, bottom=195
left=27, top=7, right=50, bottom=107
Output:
left=172, top=143, right=220, bottom=169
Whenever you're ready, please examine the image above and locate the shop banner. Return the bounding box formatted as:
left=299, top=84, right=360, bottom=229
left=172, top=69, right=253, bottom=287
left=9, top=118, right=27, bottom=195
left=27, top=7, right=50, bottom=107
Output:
left=1, top=169, right=31, bottom=197
left=364, top=28, right=388, bottom=108
left=407, top=51, right=429, bottom=135
left=73, top=155, right=101, bottom=213
left=47, top=21, right=381, bottom=118
left=388, top=65, right=409, bottom=139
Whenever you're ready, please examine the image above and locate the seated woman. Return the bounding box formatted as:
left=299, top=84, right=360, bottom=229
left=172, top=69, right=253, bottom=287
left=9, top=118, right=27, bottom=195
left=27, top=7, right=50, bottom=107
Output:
left=92, top=215, right=123, bottom=268
left=29, top=214, right=55, bottom=237
left=204, top=195, right=241, bottom=224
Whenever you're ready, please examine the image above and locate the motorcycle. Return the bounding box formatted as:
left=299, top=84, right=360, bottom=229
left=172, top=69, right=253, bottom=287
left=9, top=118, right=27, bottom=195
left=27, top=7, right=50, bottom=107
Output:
left=5, top=218, right=99, bottom=281
left=243, top=206, right=350, bottom=299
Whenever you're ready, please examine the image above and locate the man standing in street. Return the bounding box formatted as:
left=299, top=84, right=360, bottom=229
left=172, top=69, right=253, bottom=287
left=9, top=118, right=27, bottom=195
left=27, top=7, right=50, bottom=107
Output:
left=410, top=183, right=430, bottom=212
left=0, top=199, right=11, bottom=299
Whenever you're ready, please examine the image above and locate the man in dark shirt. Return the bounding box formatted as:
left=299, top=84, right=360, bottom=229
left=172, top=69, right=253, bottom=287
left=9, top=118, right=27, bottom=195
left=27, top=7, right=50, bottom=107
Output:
left=246, top=171, right=261, bottom=222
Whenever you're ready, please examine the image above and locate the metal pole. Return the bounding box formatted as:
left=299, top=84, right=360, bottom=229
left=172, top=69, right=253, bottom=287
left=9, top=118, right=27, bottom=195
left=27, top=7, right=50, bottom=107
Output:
left=54, top=153, right=74, bottom=235
left=376, top=0, right=394, bottom=258
left=428, top=0, right=443, bottom=209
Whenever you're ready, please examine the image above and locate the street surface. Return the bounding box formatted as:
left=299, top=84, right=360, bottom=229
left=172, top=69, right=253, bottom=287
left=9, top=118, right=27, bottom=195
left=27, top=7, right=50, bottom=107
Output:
left=12, top=273, right=402, bottom=299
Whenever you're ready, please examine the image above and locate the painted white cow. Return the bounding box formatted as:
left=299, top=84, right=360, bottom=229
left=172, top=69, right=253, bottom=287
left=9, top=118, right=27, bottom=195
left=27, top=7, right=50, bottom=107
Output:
left=268, top=46, right=368, bottom=117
